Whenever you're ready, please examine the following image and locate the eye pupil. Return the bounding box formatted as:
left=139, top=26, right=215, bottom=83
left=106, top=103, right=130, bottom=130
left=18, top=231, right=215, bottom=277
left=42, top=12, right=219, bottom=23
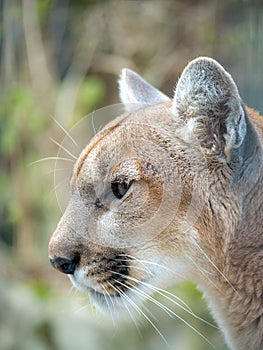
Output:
left=111, top=181, right=131, bottom=199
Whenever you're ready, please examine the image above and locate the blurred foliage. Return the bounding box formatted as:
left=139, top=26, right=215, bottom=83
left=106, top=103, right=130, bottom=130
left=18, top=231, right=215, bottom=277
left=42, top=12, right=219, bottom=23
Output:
left=77, top=76, right=106, bottom=117
left=0, top=0, right=263, bottom=349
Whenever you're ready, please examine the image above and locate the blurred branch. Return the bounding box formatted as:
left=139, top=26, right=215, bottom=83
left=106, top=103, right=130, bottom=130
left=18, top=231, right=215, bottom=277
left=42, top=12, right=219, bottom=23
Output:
left=1, top=1, right=13, bottom=90
left=22, top=0, right=55, bottom=114
left=54, top=8, right=102, bottom=124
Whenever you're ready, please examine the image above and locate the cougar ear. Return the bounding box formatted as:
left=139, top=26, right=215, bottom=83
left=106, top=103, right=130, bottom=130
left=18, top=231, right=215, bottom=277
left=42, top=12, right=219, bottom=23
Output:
left=172, top=57, right=247, bottom=161
left=119, top=68, right=170, bottom=112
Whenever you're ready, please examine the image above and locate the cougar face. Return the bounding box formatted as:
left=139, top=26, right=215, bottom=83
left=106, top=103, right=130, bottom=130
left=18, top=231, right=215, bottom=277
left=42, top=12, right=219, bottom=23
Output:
left=49, top=105, right=194, bottom=313
left=49, top=57, right=263, bottom=349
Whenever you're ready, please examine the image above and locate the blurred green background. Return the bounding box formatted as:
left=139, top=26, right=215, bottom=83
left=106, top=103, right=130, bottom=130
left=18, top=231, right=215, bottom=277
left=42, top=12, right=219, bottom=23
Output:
left=1, top=1, right=263, bottom=349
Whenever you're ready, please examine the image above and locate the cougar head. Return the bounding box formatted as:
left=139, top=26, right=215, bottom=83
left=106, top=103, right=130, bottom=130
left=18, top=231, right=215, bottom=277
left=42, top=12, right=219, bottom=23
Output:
left=48, top=57, right=254, bottom=317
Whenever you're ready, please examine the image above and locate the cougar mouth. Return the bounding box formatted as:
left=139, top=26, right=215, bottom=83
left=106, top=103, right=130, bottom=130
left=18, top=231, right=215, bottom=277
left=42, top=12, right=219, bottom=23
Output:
left=69, top=251, right=142, bottom=306
left=89, top=288, right=121, bottom=302
left=88, top=281, right=129, bottom=299
left=87, top=278, right=144, bottom=316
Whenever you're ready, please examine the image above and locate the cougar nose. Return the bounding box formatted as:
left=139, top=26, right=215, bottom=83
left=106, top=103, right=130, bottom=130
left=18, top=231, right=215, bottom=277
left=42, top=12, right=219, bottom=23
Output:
left=49, top=255, right=80, bottom=275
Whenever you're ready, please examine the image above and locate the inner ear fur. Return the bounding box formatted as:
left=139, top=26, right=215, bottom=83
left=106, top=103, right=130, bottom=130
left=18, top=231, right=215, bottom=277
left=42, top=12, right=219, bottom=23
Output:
left=172, top=57, right=247, bottom=161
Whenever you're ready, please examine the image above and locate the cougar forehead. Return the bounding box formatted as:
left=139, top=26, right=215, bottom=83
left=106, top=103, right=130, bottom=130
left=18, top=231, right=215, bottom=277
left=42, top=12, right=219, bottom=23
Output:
left=69, top=103, right=192, bottom=250
left=74, top=103, right=172, bottom=189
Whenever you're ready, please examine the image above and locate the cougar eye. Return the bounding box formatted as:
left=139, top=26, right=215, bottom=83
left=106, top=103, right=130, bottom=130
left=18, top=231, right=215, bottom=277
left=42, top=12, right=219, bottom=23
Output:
left=111, top=181, right=132, bottom=199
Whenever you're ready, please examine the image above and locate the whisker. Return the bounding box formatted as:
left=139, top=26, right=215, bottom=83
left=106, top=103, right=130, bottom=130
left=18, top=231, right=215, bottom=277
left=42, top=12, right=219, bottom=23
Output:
left=118, top=279, right=174, bottom=318
left=101, top=284, right=116, bottom=327
left=67, top=285, right=77, bottom=297
left=114, top=257, right=153, bottom=275
left=91, top=110, right=97, bottom=136
left=52, top=115, right=78, bottom=147
left=117, top=254, right=182, bottom=278
left=28, top=157, right=74, bottom=167
left=74, top=301, right=91, bottom=314
left=149, top=286, right=193, bottom=314
left=155, top=286, right=218, bottom=329
left=125, top=303, right=143, bottom=337
left=52, top=177, right=69, bottom=193
left=106, top=282, right=142, bottom=336
left=186, top=255, right=221, bottom=294
left=120, top=293, right=143, bottom=338
left=115, top=256, right=192, bottom=311
left=128, top=280, right=215, bottom=348
left=124, top=256, right=218, bottom=329
left=109, top=282, right=170, bottom=348
left=67, top=287, right=93, bottom=315
left=114, top=262, right=153, bottom=276
left=127, top=281, right=188, bottom=317
left=49, top=136, right=78, bottom=160
left=110, top=270, right=217, bottom=330
left=47, top=167, right=71, bottom=175
left=110, top=271, right=184, bottom=315
left=113, top=277, right=215, bottom=349
left=141, top=304, right=159, bottom=323
left=190, top=238, right=241, bottom=298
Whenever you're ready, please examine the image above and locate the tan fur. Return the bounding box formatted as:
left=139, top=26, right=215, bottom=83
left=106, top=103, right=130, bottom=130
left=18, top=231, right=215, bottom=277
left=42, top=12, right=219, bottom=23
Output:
left=49, top=57, right=263, bottom=350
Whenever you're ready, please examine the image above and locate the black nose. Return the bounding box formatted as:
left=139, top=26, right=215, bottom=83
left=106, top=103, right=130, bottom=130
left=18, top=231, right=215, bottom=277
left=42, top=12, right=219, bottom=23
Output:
left=49, top=255, right=80, bottom=274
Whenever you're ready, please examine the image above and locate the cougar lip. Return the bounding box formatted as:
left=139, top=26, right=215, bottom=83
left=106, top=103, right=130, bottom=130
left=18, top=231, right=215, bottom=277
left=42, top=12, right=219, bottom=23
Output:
left=90, top=288, right=121, bottom=300
left=89, top=280, right=130, bottom=300
left=69, top=273, right=124, bottom=299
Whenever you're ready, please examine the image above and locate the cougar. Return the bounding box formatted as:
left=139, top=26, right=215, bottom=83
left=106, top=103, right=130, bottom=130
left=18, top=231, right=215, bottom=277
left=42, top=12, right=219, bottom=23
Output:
left=48, top=57, right=263, bottom=350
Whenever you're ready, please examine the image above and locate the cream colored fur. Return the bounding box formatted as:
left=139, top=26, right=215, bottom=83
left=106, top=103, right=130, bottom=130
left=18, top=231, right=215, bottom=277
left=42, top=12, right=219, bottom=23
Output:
left=49, top=57, right=263, bottom=350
